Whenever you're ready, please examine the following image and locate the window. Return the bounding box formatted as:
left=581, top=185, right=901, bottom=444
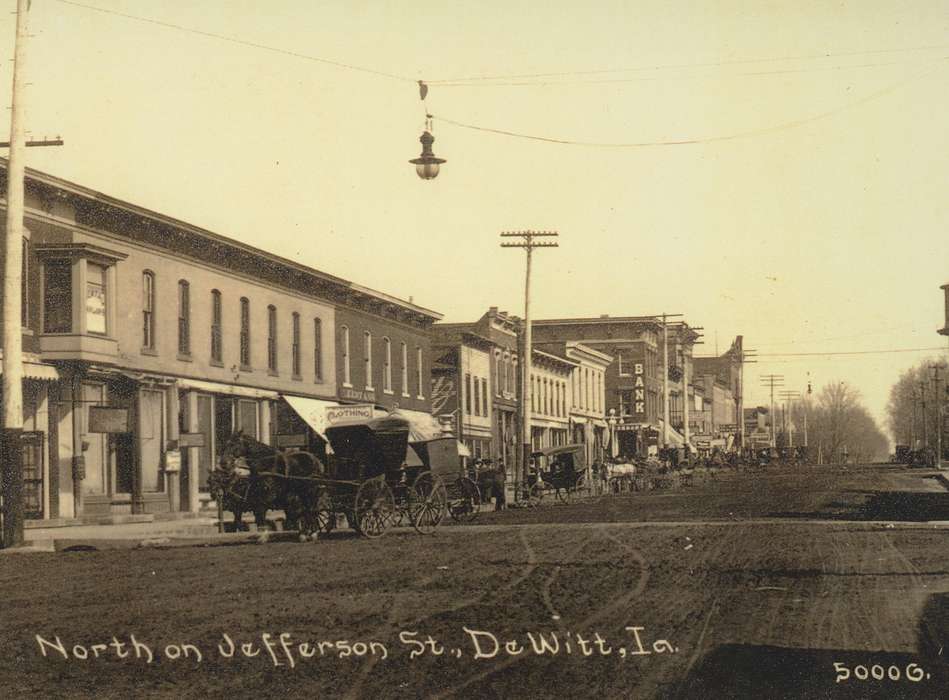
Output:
left=364, top=331, right=373, bottom=389
left=313, top=318, right=323, bottom=381
left=495, top=353, right=502, bottom=396
left=177, top=280, right=190, bottom=355
left=142, top=271, right=155, bottom=350
left=43, top=260, right=72, bottom=333
left=86, top=263, right=107, bottom=334
left=618, top=351, right=631, bottom=376
left=416, top=347, right=424, bottom=397
left=239, top=298, right=250, bottom=368
left=400, top=342, right=408, bottom=396
left=291, top=312, right=301, bottom=378
left=383, top=338, right=392, bottom=392
left=210, top=290, right=222, bottom=363
left=267, top=305, right=278, bottom=373
left=465, top=373, right=472, bottom=414
left=21, top=238, right=29, bottom=328
left=473, top=375, right=481, bottom=416
left=481, top=377, right=488, bottom=415
left=341, top=326, right=351, bottom=385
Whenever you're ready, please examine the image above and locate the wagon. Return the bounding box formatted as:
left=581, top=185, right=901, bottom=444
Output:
left=321, top=412, right=454, bottom=537
left=526, top=444, right=590, bottom=504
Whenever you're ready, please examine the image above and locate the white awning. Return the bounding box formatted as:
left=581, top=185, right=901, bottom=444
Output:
left=281, top=395, right=341, bottom=438
left=391, top=408, right=446, bottom=442
left=0, top=358, right=60, bottom=381
left=176, top=377, right=280, bottom=400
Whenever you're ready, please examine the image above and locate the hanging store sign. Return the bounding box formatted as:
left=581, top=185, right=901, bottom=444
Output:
left=633, top=361, right=646, bottom=416
left=340, top=387, right=375, bottom=402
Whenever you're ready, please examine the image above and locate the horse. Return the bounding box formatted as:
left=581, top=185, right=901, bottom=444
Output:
left=209, top=431, right=325, bottom=539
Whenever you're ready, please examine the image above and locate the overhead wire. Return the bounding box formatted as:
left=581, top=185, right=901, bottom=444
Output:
left=52, top=0, right=417, bottom=83
left=755, top=346, right=947, bottom=357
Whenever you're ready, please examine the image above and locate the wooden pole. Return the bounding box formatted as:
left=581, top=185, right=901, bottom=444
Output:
left=1, top=0, right=30, bottom=548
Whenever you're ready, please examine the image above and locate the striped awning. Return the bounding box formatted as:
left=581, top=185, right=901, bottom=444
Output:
left=0, top=358, right=60, bottom=381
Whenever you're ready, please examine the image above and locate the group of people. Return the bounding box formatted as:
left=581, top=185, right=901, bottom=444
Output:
left=468, top=457, right=507, bottom=511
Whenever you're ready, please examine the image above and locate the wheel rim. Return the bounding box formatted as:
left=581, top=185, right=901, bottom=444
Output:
left=529, top=481, right=545, bottom=504
left=354, top=478, right=395, bottom=538
left=449, top=477, right=481, bottom=522
left=410, top=473, right=447, bottom=534
left=315, top=492, right=335, bottom=533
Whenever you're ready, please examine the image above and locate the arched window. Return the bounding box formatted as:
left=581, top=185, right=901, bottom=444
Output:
left=210, top=290, right=222, bottom=363
left=142, top=271, right=155, bottom=350
left=239, top=297, right=251, bottom=368
left=364, top=331, right=373, bottom=389
left=313, top=318, right=323, bottom=381
left=177, top=280, right=190, bottom=356
left=341, top=326, right=351, bottom=385
left=291, top=312, right=301, bottom=377
left=400, top=342, right=409, bottom=396
left=267, top=305, right=278, bottom=373
left=383, top=337, right=392, bottom=392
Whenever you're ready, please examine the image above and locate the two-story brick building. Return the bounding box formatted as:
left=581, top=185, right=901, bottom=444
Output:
left=1, top=163, right=440, bottom=523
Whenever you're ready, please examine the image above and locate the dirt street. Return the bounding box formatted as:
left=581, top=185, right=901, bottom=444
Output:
left=1, top=464, right=947, bottom=699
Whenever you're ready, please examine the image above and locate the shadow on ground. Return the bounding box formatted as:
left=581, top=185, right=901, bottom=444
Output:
left=665, top=644, right=948, bottom=699
left=769, top=490, right=949, bottom=522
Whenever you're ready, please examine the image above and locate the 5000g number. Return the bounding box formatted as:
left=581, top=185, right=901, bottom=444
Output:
left=833, top=662, right=930, bottom=683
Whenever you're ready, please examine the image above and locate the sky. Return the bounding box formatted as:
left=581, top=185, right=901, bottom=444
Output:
left=3, top=0, right=948, bottom=434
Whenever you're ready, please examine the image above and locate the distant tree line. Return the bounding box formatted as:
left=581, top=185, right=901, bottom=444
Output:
left=886, top=357, right=948, bottom=451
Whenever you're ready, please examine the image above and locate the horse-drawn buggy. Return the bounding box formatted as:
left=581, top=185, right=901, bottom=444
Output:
left=525, top=444, right=591, bottom=504
left=210, top=410, right=479, bottom=539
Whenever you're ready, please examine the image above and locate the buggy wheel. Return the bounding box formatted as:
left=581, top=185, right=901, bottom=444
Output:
left=315, top=492, right=335, bottom=533
left=555, top=481, right=573, bottom=503
left=449, top=477, right=481, bottom=522
left=528, top=480, right=546, bottom=505
left=353, top=478, right=395, bottom=539
left=410, top=473, right=448, bottom=535
left=573, top=474, right=593, bottom=500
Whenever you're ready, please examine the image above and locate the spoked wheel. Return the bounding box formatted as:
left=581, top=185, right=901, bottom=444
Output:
left=353, top=477, right=395, bottom=538
left=448, top=476, right=481, bottom=522
left=409, top=473, right=448, bottom=535
left=528, top=480, right=546, bottom=506
left=315, top=491, right=335, bottom=533
left=555, top=481, right=573, bottom=503
left=573, top=473, right=593, bottom=500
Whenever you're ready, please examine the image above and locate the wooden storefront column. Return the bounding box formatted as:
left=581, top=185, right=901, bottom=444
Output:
left=259, top=400, right=272, bottom=446
left=165, top=386, right=180, bottom=512
left=185, top=391, right=200, bottom=513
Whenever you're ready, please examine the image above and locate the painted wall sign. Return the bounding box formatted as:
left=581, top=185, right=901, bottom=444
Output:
left=326, top=404, right=375, bottom=426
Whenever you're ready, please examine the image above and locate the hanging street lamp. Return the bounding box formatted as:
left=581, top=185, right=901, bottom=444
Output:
left=410, top=127, right=445, bottom=180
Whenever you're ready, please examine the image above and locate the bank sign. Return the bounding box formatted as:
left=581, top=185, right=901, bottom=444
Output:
left=633, top=361, right=646, bottom=417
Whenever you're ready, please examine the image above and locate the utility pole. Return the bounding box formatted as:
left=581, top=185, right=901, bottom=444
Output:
left=1, top=0, right=30, bottom=549
left=911, top=389, right=918, bottom=448
left=736, top=341, right=756, bottom=452
left=932, top=365, right=943, bottom=467
left=662, top=313, right=669, bottom=449
left=759, top=374, right=784, bottom=448
left=919, top=381, right=928, bottom=450
left=501, top=230, right=558, bottom=499
left=779, top=390, right=802, bottom=449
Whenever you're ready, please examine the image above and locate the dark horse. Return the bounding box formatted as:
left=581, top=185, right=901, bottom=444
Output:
left=208, top=431, right=325, bottom=539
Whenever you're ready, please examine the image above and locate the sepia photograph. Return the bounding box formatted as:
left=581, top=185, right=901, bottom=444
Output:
left=0, top=1, right=947, bottom=698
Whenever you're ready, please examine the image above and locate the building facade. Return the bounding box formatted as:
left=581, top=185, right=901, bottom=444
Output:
left=1, top=164, right=440, bottom=523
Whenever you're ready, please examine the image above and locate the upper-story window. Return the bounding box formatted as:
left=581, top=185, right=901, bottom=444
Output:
left=142, top=271, right=155, bottom=351
left=416, top=346, right=424, bottom=398
left=341, top=325, right=351, bottom=386
left=43, top=260, right=72, bottom=334
left=210, top=290, right=222, bottom=363
left=177, top=280, right=191, bottom=356
left=383, top=337, right=392, bottom=392
left=495, top=353, right=502, bottom=396
left=481, top=377, right=488, bottom=415
left=267, top=305, right=278, bottom=373
left=239, top=297, right=251, bottom=368
left=400, top=342, right=409, bottom=396
left=86, top=263, right=107, bottom=335
left=313, top=317, right=323, bottom=382
left=364, top=331, right=373, bottom=389
left=465, top=373, right=472, bottom=414
left=291, top=312, right=301, bottom=378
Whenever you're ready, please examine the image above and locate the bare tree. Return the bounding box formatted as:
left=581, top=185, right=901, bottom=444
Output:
left=806, top=382, right=889, bottom=463
left=886, top=358, right=948, bottom=448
